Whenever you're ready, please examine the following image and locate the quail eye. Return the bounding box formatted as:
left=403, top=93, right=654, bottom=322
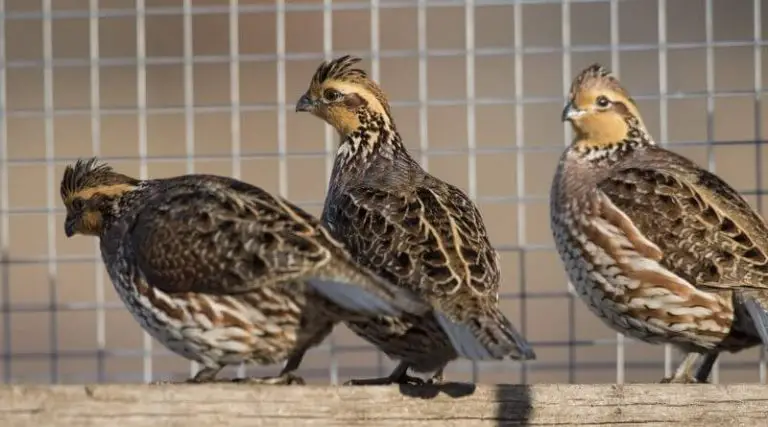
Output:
left=324, top=89, right=343, bottom=102
left=596, top=95, right=611, bottom=108
left=71, top=198, right=85, bottom=211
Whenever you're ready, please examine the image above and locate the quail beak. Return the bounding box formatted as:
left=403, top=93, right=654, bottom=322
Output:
left=561, top=101, right=585, bottom=122
left=295, top=93, right=315, bottom=113
left=64, top=217, right=76, bottom=238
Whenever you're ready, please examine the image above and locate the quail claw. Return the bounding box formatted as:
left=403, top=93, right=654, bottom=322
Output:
left=233, top=372, right=306, bottom=386
left=660, top=374, right=704, bottom=384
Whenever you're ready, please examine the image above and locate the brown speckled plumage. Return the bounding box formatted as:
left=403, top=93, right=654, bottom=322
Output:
left=296, top=55, right=535, bottom=386
left=551, top=64, right=768, bottom=383
left=60, top=158, right=429, bottom=384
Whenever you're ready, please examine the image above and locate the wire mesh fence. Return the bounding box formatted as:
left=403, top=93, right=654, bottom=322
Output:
left=0, top=0, right=766, bottom=385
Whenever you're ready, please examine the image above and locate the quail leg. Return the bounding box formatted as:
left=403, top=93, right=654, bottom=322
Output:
left=426, top=367, right=445, bottom=385
left=693, top=352, right=719, bottom=384
left=344, top=362, right=426, bottom=386
left=186, top=366, right=225, bottom=383
left=660, top=353, right=704, bottom=384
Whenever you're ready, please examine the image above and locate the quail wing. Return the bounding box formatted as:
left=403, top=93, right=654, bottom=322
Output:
left=127, top=177, right=429, bottom=317
left=595, top=146, right=768, bottom=348
left=325, top=178, right=535, bottom=360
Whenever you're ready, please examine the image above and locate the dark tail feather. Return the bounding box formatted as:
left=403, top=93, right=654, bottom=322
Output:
left=495, top=308, right=537, bottom=360
left=743, top=296, right=768, bottom=347
left=434, top=306, right=536, bottom=361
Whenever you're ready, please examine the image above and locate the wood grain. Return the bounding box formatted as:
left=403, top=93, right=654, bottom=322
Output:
left=1, top=383, right=766, bottom=426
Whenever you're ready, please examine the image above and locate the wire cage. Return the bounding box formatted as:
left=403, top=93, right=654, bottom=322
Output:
left=0, top=0, right=766, bottom=385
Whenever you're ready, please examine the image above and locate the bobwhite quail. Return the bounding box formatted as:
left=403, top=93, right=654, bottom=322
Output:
left=550, top=64, right=768, bottom=383
left=61, top=158, right=430, bottom=385
left=295, top=55, right=535, bottom=386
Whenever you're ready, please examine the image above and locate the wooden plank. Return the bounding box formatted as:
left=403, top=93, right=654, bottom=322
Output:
left=0, top=383, right=766, bottom=426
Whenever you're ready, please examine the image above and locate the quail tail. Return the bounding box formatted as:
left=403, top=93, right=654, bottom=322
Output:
left=743, top=296, right=768, bottom=347
left=308, top=270, right=429, bottom=318
left=435, top=306, right=536, bottom=362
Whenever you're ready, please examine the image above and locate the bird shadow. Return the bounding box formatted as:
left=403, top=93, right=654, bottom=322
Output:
left=494, top=384, right=533, bottom=426
left=397, top=381, right=476, bottom=399
left=396, top=382, right=532, bottom=426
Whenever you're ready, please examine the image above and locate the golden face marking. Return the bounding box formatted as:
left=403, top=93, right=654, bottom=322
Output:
left=295, top=55, right=392, bottom=137
left=62, top=183, right=136, bottom=237
left=562, top=64, right=646, bottom=148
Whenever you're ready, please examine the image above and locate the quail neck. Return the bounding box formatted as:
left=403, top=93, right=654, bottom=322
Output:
left=566, top=113, right=654, bottom=168
left=330, top=102, right=416, bottom=187
left=103, top=185, right=145, bottom=224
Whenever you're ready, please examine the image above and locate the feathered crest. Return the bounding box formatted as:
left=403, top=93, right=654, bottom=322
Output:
left=60, top=157, right=137, bottom=201
left=569, top=63, right=633, bottom=101
left=308, top=54, right=393, bottom=118
left=311, top=55, right=368, bottom=86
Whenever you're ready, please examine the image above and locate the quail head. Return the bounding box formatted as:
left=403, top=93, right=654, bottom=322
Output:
left=550, top=64, right=768, bottom=383
left=60, top=158, right=430, bottom=385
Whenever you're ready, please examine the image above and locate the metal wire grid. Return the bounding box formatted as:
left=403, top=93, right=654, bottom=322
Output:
left=0, top=0, right=766, bottom=384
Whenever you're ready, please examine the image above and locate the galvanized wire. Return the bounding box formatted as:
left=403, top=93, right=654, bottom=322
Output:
left=0, top=0, right=765, bottom=385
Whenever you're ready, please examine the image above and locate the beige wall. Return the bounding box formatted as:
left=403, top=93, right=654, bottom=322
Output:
left=1, top=0, right=767, bottom=384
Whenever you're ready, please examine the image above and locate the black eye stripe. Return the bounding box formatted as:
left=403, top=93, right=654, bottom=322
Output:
left=612, top=101, right=630, bottom=116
